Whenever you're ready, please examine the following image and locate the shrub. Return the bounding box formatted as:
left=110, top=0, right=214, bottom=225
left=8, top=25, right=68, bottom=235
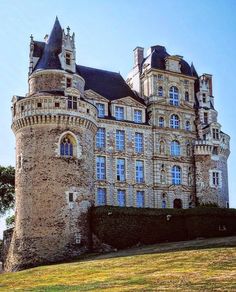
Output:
left=91, top=206, right=236, bottom=249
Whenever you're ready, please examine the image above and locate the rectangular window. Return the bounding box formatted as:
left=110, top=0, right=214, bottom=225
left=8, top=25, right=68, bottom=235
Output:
left=212, top=172, right=219, bottom=186
left=117, top=158, right=125, bottom=181
left=96, top=128, right=106, bottom=149
left=69, top=193, right=74, bottom=202
left=115, top=106, right=124, bottom=120
left=158, top=74, right=163, bottom=80
left=96, top=103, right=105, bottom=118
left=97, top=188, right=106, bottom=205
left=55, top=102, right=60, bottom=108
left=66, top=78, right=72, bottom=88
left=117, top=190, right=126, bottom=207
left=204, top=112, right=208, bottom=124
left=96, top=156, right=106, bottom=180
left=136, top=160, right=144, bottom=183
left=67, top=96, right=77, bottom=110
left=116, top=130, right=125, bottom=151
left=134, top=110, right=142, bottom=123
left=66, top=53, right=71, bottom=65
left=37, top=102, right=42, bottom=108
left=136, top=191, right=144, bottom=207
left=213, top=128, right=219, bottom=140
left=135, top=133, right=143, bottom=153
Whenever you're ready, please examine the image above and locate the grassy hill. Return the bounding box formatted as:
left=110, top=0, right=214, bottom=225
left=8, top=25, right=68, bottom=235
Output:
left=0, top=237, right=236, bottom=291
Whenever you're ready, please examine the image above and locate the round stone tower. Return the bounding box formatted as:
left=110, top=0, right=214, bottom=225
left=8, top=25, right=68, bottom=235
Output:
left=4, top=18, right=97, bottom=271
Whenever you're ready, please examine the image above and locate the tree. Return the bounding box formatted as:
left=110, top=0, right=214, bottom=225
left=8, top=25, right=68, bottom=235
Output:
left=0, top=166, right=15, bottom=216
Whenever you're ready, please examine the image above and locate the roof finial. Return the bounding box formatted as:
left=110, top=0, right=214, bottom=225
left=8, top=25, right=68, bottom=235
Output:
left=66, top=26, right=70, bottom=35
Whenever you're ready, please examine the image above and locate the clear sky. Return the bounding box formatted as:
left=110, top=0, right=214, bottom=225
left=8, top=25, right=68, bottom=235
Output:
left=0, top=0, right=236, bottom=238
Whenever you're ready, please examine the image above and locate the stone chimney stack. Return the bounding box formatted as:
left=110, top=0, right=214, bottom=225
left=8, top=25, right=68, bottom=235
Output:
left=133, top=47, right=144, bottom=68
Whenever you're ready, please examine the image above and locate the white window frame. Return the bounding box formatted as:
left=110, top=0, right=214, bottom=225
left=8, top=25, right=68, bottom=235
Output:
left=135, top=133, right=143, bottom=153
left=136, top=160, right=144, bottom=183
left=96, top=156, right=106, bottom=180
left=97, top=188, right=106, bottom=205
left=136, top=191, right=144, bottom=207
left=117, top=190, right=126, bottom=207
left=170, top=114, right=180, bottom=129
left=115, top=106, right=124, bottom=120
left=116, top=130, right=125, bottom=151
left=169, top=86, right=179, bottom=106
left=96, top=128, right=106, bottom=149
left=171, top=140, right=180, bottom=156
left=117, top=158, right=126, bottom=181
left=134, top=109, right=142, bottom=123
left=172, top=165, right=181, bottom=185
left=96, top=103, right=105, bottom=118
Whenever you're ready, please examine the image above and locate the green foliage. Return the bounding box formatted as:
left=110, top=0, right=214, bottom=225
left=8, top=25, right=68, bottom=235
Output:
left=6, top=214, right=15, bottom=229
left=91, top=206, right=236, bottom=249
left=0, top=166, right=15, bottom=216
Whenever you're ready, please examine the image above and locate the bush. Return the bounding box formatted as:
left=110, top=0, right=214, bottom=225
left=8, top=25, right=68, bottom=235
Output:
left=91, top=206, right=236, bottom=249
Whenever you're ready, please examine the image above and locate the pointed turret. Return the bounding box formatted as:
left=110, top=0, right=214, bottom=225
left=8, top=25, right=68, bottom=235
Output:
left=35, top=17, right=63, bottom=70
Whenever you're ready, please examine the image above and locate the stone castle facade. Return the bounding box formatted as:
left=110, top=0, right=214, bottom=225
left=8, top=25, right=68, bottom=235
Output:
left=3, top=18, right=230, bottom=271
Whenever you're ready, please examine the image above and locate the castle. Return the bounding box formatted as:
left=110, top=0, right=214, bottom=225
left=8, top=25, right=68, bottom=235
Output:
left=3, top=18, right=230, bottom=271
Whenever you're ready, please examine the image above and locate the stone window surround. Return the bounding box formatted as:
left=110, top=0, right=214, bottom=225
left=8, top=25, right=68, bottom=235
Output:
left=209, top=169, right=222, bottom=188
left=57, top=131, right=82, bottom=159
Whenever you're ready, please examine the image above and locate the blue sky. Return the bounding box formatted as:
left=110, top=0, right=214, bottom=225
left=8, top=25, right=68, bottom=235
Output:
left=0, top=0, right=236, bottom=237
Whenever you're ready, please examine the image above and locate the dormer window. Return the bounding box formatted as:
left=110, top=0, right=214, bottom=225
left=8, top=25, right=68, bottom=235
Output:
left=96, top=103, right=105, bottom=118
left=115, top=106, right=124, bottom=120
left=134, top=109, right=142, bottom=123
left=66, top=52, right=71, bottom=65
left=68, top=96, right=77, bottom=110
left=213, top=128, right=219, bottom=140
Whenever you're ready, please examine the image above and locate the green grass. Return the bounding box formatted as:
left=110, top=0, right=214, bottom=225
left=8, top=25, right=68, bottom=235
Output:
left=0, top=241, right=236, bottom=291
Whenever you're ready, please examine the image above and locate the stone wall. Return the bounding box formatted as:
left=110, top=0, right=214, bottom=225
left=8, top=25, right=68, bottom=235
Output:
left=4, top=119, right=96, bottom=271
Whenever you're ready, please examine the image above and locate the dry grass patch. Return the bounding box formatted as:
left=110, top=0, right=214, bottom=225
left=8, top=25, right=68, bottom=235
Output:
left=0, top=244, right=236, bottom=291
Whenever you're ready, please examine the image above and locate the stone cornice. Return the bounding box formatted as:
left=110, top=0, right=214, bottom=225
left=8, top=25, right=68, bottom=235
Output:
left=12, top=114, right=97, bottom=134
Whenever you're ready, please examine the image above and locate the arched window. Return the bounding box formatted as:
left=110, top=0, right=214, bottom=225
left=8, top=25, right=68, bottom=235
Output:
left=169, top=86, right=179, bottom=106
left=185, top=121, right=191, bottom=131
left=172, top=165, right=181, bottom=185
left=185, top=91, right=189, bottom=101
left=171, top=140, right=180, bottom=156
left=60, top=134, right=76, bottom=158
left=158, top=86, right=163, bottom=97
left=159, top=117, right=164, bottom=128
left=170, top=114, right=180, bottom=129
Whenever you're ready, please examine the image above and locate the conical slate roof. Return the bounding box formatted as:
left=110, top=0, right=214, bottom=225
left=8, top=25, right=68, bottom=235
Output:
left=35, top=17, right=63, bottom=70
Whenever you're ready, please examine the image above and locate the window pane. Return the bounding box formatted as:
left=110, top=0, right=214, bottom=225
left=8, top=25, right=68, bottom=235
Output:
left=134, top=110, right=142, bottom=123
left=96, top=128, right=105, bottom=148
left=97, top=188, right=106, bottom=205
left=169, top=86, right=179, bottom=106
left=115, top=106, right=124, bottom=120
left=136, top=191, right=144, bottom=207
left=96, top=156, right=106, bottom=180
left=136, top=160, right=144, bottom=183
left=135, top=133, right=143, bottom=153
left=116, top=130, right=125, bottom=151
left=117, top=190, right=125, bottom=206
left=117, top=159, right=125, bottom=181
left=172, top=166, right=181, bottom=185
left=96, top=103, right=105, bottom=117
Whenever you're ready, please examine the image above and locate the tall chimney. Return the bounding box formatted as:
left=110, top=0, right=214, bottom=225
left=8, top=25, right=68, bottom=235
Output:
left=133, top=47, right=144, bottom=68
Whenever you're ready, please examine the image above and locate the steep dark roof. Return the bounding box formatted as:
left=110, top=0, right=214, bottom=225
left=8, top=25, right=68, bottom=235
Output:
left=35, top=17, right=62, bottom=71
left=77, top=65, right=145, bottom=104
left=141, top=45, right=196, bottom=77
left=33, top=41, right=45, bottom=57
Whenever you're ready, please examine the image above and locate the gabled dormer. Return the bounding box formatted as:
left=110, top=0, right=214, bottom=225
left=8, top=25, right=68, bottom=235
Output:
left=59, top=26, right=76, bottom=73
left=165, top=55, right=183, bottom=73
